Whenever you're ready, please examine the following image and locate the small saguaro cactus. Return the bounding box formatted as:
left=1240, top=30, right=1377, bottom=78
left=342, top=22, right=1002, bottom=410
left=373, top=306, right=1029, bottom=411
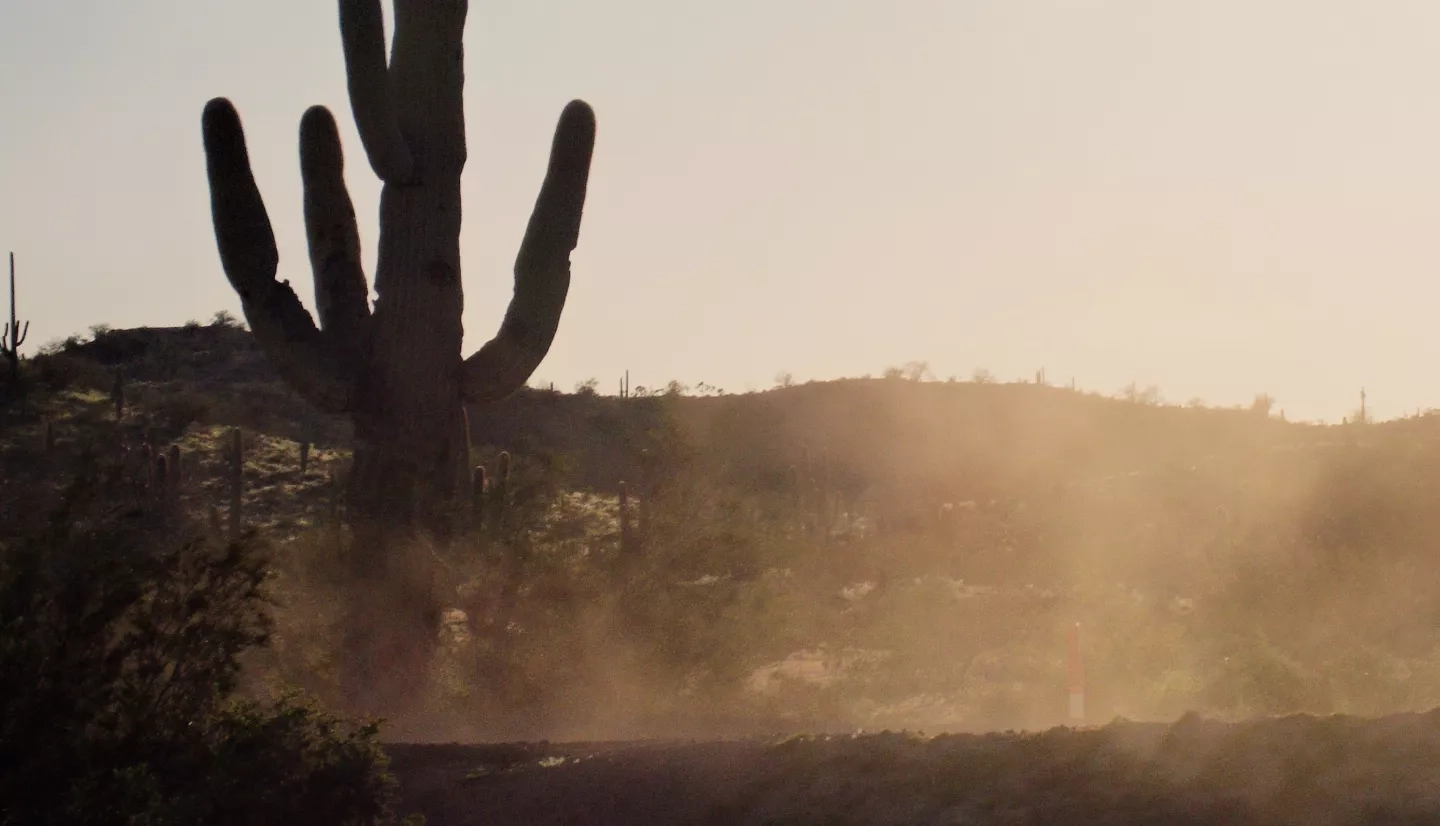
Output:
left=299, top=440, right=311, bottom=477
left=2, top=252, right=29, bottom=387
left=227, top=428, right=243, bottom=539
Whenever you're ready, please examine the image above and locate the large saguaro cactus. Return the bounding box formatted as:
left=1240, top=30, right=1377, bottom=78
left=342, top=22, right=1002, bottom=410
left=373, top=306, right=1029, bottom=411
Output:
left=201, top=1, right=595, bottom=551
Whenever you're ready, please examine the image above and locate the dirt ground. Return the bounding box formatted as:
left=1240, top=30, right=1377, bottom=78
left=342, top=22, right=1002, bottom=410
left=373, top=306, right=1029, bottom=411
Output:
left=387, top=709, right=1440, bottom=825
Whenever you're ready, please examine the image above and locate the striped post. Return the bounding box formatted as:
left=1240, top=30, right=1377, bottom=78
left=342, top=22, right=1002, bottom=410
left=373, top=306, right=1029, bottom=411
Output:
left=1068, top=622, right=1085, bottom=723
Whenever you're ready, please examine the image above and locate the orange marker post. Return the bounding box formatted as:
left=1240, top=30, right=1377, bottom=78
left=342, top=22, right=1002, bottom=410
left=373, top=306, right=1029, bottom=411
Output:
left=1067, top=622, right=1085, bottom=723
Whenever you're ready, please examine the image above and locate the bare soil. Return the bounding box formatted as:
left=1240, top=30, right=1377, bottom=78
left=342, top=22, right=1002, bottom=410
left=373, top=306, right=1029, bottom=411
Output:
left=388, top=709, right=1440, bottom=825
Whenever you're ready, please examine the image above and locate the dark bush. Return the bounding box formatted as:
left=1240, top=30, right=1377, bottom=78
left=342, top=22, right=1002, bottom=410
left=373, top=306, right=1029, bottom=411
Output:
left=0, top=475, right=406, bottom=825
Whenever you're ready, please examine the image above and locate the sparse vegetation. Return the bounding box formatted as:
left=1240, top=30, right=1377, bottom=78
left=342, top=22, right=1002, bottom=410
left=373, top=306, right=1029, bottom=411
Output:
left=11, top=320, right=1440, bottom=821
left=0, top=463, right=405, bottom=825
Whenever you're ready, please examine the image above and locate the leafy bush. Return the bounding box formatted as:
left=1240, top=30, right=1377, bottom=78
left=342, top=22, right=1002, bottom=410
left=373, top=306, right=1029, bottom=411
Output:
left=0, top=476, right=407, bottom=825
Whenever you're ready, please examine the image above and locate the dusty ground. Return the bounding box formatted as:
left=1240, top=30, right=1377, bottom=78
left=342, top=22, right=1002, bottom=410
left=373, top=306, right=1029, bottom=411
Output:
left=387, top=709, right=1440, bottom=825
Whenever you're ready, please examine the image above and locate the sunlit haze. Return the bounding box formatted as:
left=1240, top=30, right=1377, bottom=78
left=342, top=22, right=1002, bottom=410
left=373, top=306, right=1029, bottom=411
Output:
left=3, top=0, right=1440, bottom=422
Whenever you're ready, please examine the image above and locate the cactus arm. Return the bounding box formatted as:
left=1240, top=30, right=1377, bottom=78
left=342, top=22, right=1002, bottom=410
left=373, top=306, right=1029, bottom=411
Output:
left=300, top=105, right=371, bottom=341
left=338, top=0, right=414, bottom=183
left=202, top=98, right=355, bottom=413
left=0, top=322, right=22, bottom=355
left=462, top=100, right=596, bottom=402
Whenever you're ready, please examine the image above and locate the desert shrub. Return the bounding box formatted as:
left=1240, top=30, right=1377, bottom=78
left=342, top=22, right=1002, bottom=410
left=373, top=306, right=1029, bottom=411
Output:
left=149, top=384, right=213, bottom=434
left=210, top=310, right=244, bottom=330
left=0, top=475, right=405, bottom=825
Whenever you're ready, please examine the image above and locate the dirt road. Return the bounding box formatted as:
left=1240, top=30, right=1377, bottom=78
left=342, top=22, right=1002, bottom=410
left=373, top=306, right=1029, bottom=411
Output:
left=388, top=709, right=1440, bottom=824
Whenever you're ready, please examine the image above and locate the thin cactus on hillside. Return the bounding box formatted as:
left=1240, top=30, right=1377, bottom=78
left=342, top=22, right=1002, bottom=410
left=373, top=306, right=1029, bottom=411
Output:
left=2, top=252, right=29, bottom=387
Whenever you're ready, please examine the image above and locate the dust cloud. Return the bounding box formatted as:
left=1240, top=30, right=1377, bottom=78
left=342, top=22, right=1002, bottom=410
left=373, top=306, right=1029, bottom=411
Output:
left=255, top=378, right=1440, bottom=744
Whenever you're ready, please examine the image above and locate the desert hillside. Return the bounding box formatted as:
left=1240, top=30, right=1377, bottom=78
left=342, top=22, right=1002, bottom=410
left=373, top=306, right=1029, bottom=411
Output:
left=7, top=323, right=1440, bottom=738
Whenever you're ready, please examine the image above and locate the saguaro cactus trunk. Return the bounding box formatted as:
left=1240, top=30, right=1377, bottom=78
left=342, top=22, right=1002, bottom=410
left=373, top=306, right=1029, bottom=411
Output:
left=201, top=0, right=595, bottom=557
left=2, top=252, right=29, bottom=388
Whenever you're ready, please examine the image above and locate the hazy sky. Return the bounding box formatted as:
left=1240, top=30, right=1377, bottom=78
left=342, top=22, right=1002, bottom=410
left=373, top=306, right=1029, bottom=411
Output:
left=3, top=1, right=1440, bottom=423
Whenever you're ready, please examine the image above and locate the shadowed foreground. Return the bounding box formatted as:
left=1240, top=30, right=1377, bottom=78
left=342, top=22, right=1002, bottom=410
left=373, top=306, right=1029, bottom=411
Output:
left=388, top=710, right=1440, bottom=825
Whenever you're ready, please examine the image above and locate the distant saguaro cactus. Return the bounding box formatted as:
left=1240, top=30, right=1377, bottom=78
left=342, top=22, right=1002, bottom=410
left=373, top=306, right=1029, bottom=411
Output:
left=2, top=252, right=29, bottom=387
left=299, top=440, right=311, bottom=477
left=200, top=1, right=596, bottom=546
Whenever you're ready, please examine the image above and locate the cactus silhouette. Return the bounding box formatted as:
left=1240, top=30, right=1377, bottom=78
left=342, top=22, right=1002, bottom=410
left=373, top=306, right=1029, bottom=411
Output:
left=2, top=253, right=29, bottom=387
left=199, top=1, right=596, bottom=545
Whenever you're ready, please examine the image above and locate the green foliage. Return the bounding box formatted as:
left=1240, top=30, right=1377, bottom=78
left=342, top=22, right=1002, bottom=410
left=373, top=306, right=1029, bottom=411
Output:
left=0, top=474, right=404, bottom=825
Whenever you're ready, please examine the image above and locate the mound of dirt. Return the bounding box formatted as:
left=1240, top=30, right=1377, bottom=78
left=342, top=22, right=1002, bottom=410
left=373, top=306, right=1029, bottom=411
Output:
left=388, top=709, right=1440, bottom=824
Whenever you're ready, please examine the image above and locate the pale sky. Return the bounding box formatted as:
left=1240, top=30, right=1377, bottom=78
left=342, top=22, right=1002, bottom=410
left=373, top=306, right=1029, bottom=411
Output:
left=3, top=1, right=1440, bottom=423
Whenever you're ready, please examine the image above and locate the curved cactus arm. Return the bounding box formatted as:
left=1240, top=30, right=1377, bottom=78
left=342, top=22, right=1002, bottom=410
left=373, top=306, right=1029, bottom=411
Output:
left=338, top=0, right=414, bottom=183
left=300, top=105, right=371, bottom=342
left=202, top=98, right=355, bottom=413
left=462, top=100, right=596, bottom=402
left=1, top=321, right=24, bottom=354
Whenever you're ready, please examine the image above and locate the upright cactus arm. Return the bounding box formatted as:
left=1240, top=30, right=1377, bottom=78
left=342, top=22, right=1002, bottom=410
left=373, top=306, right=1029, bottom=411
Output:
left=462, top=101, right=597, bottom=402
left=202, top=99, right=357, bottom=414
left=0, top=321, right=25, bottom=355
left=300, top=105, right=371, bottom=344
left=338, top=0, right=414, bottom=184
